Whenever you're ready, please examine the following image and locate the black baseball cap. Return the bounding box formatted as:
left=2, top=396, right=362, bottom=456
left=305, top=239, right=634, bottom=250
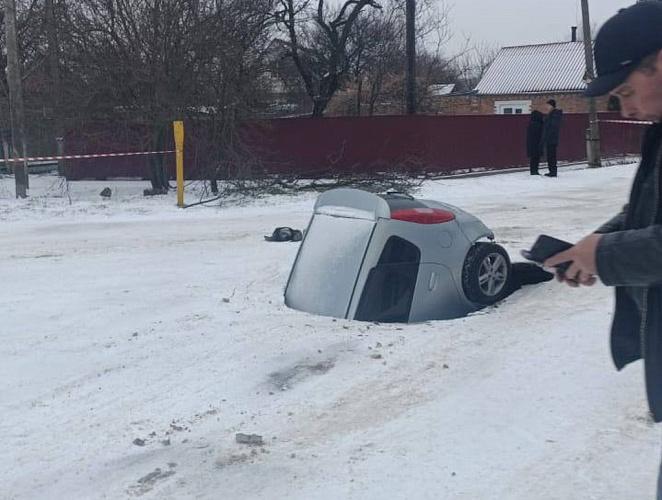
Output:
left=585, top=1, right=662, bottom=97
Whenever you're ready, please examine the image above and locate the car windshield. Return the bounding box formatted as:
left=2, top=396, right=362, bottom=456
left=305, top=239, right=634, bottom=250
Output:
left=286, top=214, right=375, bottom=318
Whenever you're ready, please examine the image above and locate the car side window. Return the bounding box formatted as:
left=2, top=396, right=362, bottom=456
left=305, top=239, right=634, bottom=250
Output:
left=355, top=237, right=421, bottom=323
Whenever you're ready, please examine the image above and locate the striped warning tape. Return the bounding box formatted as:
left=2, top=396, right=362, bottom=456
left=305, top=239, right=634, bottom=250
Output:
left=0, top=149, right=177, bottom=163
left=598, top=119, right=654, bottom=125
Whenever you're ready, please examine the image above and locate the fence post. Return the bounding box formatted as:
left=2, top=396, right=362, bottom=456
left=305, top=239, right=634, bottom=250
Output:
left=56, top=136, right=65, bottom=177
left=173, top=120, right=184, bottom=208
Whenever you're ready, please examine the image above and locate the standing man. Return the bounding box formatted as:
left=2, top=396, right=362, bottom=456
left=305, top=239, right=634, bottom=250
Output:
left=527, top=110, right=545, bottom=175
left=542, top=99, right=563, bottom=177
left=544, top=2, right=662, bottom=497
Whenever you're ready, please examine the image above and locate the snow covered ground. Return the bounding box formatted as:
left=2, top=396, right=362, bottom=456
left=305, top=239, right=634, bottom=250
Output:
left=1, top=164, right=659, bottom=500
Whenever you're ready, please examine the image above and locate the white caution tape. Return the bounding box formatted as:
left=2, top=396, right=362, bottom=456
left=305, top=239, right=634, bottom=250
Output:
left=598, top=119, right=654, bottom=125
left=0, top=149, right=177, bottom=163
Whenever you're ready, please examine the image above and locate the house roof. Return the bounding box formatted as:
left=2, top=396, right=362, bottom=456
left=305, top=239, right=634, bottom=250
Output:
left=475, top=42, right=588, bottom=95
left=428, top=84, right=456, bottom=96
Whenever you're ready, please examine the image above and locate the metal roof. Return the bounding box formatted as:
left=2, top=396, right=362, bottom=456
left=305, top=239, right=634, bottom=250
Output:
left=475, top=42, right=588, bottom=95
left=428, top=83, right=456, bottom=96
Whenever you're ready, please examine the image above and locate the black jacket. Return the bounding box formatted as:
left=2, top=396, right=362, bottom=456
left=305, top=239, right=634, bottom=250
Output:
left=542, top=109, right=563, bottom=146
left=595, top=123, right=662, bottom=421
left=526, top=111, right=544, bottom=158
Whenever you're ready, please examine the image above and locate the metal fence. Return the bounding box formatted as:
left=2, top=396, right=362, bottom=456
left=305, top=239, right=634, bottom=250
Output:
left=63, top=112, right=645, bottom=180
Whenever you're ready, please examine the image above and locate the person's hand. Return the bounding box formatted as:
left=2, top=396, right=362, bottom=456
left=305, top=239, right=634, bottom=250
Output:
left=544, top=234, right=602, bottom=287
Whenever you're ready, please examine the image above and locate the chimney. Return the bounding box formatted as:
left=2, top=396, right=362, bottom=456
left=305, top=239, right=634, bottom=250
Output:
left=571, top=26, right=578, bottom=42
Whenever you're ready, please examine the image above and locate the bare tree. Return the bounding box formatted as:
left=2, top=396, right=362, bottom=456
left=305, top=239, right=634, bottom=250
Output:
left=274, top=0, right=382, bottom=117
left=193, top=1, right=277, bottom=192
left=0, top=0, right=475, bottom=198
left=0, top=0, right=65, bottom=158
left=345, top=4, right=402, bottom=115
left=265, top=39, right=313, bottom=117
left=342, top=0, right=459, bottom=115
left=455, top=42, right=499, bottom=91
left=411, top=0, right=464, bottom=112
left=0, top=1, right=282, bottom=197
left=59, top=0, right=275, bottom=193
left=63, top=0, right=203, bottom=192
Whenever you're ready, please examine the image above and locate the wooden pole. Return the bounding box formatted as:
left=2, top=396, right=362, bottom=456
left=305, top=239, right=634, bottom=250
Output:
left=581, top=0, right=602, bottom=168
left=4, top=0, right=29, bottom=197
left=405, top=0, right=417, bottom=115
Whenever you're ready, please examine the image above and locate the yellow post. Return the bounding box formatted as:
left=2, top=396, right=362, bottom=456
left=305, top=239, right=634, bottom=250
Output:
left=173, top=120, right=185, bottom=208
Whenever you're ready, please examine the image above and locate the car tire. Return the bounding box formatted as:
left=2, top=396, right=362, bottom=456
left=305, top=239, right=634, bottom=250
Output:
left=462, top=242, right=511, bottom=305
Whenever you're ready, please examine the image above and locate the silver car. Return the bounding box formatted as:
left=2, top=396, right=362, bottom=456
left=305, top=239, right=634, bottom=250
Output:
left=285, top=188, right=511, bottom=323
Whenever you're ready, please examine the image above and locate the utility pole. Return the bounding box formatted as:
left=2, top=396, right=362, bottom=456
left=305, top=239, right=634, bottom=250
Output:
left=581, top=0, right=602, bottom=168
left=45, top=0, right=64, bottom=177
left=405, top=0, right=416, bottom=114
left=5, top=0, right=29, bottom=196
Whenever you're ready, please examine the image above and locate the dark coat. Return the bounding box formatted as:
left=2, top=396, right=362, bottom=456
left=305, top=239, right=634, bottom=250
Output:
left=526, top=111, right=544, bottom=158
left=542, top=109, right=563, bottom=146
left=595, top=123, right=662, bottom=421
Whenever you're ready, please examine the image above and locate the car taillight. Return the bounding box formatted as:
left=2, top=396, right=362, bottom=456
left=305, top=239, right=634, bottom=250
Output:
left=390, top=208, right=456, bottom=224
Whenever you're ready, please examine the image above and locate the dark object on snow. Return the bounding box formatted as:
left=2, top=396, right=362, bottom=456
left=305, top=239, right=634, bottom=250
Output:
left=100, top=187, right=112, bottom=198
left=132, top=438, right=146, bottom=446
left=143, top=187, right=168, bottom=196
left=264, top=227, right=303, bottom=242
left=236, top=433, right=264, bottom=446
left=526, top=111, right=544, bottom=175
left=507, top=262, right=554, bottom=293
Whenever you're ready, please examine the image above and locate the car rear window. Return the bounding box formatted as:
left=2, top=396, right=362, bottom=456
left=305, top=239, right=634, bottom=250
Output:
left=285, top=214, right=375, bottom=318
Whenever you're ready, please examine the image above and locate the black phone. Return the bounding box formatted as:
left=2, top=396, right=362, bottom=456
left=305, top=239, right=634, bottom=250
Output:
left=521, top=235, right=574, bottom=274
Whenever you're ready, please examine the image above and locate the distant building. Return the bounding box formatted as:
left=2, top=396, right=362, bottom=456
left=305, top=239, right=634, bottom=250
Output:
left=436, top=42, right=613, bottom=115
left=428, top=84, right=455, bottom=97
left=261, top=39, right=312, bottom=117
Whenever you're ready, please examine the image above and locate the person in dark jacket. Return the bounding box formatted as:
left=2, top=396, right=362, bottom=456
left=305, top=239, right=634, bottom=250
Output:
left=542, top=99, right=563, bottom=177
left=544, top=2, right=662, bottom=498
left=526, top=110, right=544, bottom=175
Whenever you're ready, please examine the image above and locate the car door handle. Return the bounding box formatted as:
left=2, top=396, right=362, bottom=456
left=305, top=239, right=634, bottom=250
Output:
left=428, top=272, right=438, bottom=291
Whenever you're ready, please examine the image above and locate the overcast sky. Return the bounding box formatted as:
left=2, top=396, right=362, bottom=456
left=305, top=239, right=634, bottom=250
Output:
left=446, top=0, right=635, bottom=54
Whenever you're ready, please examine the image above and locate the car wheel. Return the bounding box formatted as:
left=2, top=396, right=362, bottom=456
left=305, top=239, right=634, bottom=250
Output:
left=462, top=243, right=511, bottom=305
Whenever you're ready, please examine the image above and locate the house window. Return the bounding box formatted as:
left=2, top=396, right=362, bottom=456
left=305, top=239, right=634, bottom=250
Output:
left=495, top=100, right=531, bottom=115
left=608, top=95, right=620, bottom=112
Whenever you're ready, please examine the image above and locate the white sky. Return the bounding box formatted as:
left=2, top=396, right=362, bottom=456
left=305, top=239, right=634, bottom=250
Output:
left=330, top=0, right=637, bottom=54
left=446, top=0, right=635, bottom=54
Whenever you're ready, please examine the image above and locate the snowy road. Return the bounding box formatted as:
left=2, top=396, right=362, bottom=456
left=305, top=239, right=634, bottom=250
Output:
left=1, top=165, right=659, bottom=499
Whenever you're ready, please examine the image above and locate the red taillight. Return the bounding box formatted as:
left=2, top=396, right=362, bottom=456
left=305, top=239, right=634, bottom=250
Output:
left=390, top=208, right=456, bottom=224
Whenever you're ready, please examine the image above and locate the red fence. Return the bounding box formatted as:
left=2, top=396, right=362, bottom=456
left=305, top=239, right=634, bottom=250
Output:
left=65, top=123, right=168, bottom=180
left=64, top=113, right=645, bottom=180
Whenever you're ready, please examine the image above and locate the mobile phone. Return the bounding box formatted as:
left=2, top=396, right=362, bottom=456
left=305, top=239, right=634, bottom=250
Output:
left=521, top=235, right=573, bottom=274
